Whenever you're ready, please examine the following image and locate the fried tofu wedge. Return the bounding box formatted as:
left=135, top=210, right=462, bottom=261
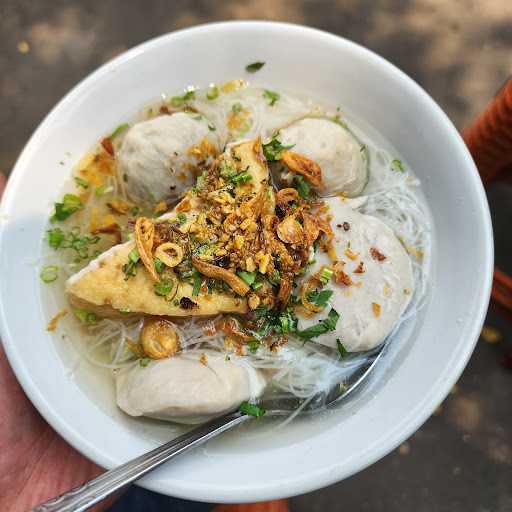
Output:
left=66, top=240, right=247, bottom=317
left=66, top=138, right=273, bottom=318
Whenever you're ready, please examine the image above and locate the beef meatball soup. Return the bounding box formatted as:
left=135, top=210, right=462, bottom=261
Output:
left=41, top=76, right=431, bottom=425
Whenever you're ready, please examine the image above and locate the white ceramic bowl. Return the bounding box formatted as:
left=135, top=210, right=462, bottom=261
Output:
left=0, top=22, right=493, bottom=502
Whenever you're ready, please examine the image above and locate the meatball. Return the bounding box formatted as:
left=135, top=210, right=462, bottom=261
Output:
left=297, top=199, right=413, bottom=352
left=278, top=117, right=369, bottom=197
left=118, top=113, right=220, bottom=204
left=115, top=351, right=266, bottom=424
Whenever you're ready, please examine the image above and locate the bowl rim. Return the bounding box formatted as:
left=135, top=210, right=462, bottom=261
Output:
left=0, top=20, right=493, bottom=501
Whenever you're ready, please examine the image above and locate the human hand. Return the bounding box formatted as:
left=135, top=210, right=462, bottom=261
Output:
left=0, top=172, right=110, bottom=511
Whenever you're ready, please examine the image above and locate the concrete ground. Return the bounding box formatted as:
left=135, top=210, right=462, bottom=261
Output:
left=2, top=1, right=511, bottom=510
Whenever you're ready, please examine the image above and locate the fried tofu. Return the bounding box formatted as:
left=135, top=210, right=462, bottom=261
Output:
left=66, top=240, right=247, bottom=317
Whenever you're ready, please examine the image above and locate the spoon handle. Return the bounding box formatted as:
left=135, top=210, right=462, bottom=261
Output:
left=32, top=411, right=250, bottom=512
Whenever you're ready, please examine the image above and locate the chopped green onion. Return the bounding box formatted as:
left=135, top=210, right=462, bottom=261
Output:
left=208, top=124, right=216, bottom=131
left=232, top=102, right=243, bottom=113
left=139, top=357, right=151, bottom=367
left=391, top=159, right=405, bottom=172
left=319, top=267, right=334, bottom=284
left=177, top=213, right=187, bottom=224
left=245, top=61, right=265, bottom=73
left=180, top=270, right=194, bottom=280
left=128, top=249, right=139, bottom=263
left=154, top=279, right=174, bottom=297
left=296, top=308, right=340, bottom=340
left=95, top=185, right=113, bottom=197
left=170, top=90, right=195, bottom=107
left=51, top=194, right=83, bottom=222
left=74, top=176, right=89, bottom=189
left=74, top=308, right=98, bottom=325
left=40, top=265, right=59, bottom=283
left=225, top=354, right=231, bottom=362
left=262, top=136, right=294, bottom=162
left=206, top=86, right=219, bottom=100
left=47, top=227, right=100, bottom=261
left=294, top=175, right=310, bottom=199
left=110, top=123, right=129, bottom=139
left=306, top=289, right=333, bottom=307
left=154, top=257, right=164, bottom=274
left=322, top=308, right=340, bottom=330
left=123, top=249, right=140, bottom=279
left=337, top=339, right=348, bottom=358
left=47, top=228, right=65, bottom=249
left=263, top=89, right=280, bottom=106
left=247, top=340, right=260, bottom=354
left=237, top=271, right=257, bottom=286
left=192, top=270, right=202, bottom=296
left=130, top=206, right=140, bottom=216
left=239, top=401, right=265, bottom=417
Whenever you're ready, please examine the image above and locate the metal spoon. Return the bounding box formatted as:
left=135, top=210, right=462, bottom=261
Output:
left=32, top=345, right=384, bottom=512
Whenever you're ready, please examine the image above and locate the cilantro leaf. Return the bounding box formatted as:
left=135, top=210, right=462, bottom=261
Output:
left=263, top=89, right=280, bottom=106
left=231, top=171, right=252, bottom=185
left=306, top=289, right=333, bottom=307
left=337, top=338, right=348, bottom=358
left=262, top=136, right=294, bottom=162
left=267, top=270, right=281, bottom=286
left=251, top=305, right=297, bottom=338
left=245, top=61, right=265, bottom=73
left=296, top=308, right=340, bottom=340
left=294, top=175, right=310, bottom=199
left=240, top=401, right=265, bottom=417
